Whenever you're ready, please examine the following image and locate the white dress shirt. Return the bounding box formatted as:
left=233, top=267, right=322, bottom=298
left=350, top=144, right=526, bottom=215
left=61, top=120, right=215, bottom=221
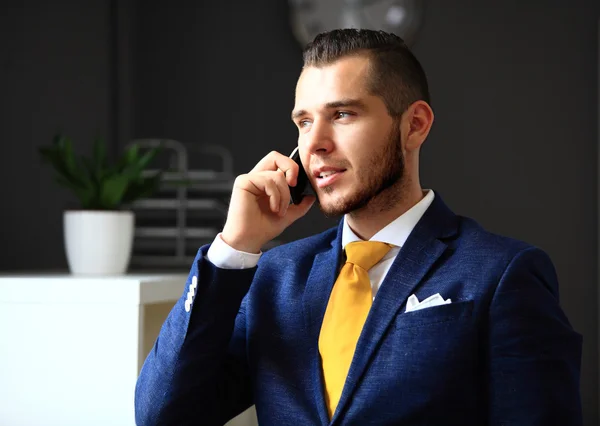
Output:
left=207, top=190, right=435, bottom=298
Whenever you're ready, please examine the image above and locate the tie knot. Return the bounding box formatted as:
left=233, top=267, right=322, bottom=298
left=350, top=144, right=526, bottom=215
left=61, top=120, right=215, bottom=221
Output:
left=344, top=241, right=392, bottom=271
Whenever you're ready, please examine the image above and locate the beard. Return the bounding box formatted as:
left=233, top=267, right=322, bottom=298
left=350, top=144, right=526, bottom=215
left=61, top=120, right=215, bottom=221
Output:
left=317, top=122, right=405, bottom=218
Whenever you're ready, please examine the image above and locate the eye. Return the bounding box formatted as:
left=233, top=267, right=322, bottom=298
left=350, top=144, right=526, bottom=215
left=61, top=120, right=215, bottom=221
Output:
left=335, top=111, right=353, bottom=120
left=298, top=119, right=312, bottom=128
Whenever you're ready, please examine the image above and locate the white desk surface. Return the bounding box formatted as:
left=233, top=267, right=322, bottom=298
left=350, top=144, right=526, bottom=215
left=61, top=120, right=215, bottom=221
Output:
left=0, top=273, right=189, bottom=304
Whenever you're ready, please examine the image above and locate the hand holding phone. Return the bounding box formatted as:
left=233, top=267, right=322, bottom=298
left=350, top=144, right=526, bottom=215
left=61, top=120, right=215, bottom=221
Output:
left=221, top=150, right=315, bottom=253
left=288, top=147, right=316, bottom=205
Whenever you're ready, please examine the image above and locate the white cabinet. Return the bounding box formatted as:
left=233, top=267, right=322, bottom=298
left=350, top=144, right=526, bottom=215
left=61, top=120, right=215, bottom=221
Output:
left=0, top=274, right=258, bottom=426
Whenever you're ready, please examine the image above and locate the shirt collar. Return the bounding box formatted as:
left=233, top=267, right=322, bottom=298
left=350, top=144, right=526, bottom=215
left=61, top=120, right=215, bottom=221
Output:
left=341, top=189, right=435, bottom=249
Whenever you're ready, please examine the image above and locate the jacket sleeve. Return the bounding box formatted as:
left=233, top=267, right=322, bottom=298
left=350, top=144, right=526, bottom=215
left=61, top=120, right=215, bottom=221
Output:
left=488, top=247, right=583, bottom=425
left=135, top=245, right=256, bottom=426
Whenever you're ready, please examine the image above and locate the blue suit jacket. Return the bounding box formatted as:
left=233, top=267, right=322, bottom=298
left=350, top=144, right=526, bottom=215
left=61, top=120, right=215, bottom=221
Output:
left=135, top=194, right=582, bottom=425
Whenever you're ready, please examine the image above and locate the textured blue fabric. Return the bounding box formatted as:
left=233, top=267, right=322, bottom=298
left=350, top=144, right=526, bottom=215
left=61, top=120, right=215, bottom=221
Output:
left=135, top=193, right=582, bottom=426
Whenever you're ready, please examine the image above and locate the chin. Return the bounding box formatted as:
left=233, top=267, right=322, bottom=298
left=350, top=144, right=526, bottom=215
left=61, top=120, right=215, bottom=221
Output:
left=316, top=189, right=362, bottom=218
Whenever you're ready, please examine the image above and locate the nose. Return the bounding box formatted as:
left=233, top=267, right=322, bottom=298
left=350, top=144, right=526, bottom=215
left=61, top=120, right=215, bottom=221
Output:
left=302, top=119, right=334, bottom=155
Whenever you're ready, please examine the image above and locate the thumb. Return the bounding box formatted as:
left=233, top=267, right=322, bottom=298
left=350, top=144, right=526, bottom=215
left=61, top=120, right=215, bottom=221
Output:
left=283, top=195, right=316, bottom=225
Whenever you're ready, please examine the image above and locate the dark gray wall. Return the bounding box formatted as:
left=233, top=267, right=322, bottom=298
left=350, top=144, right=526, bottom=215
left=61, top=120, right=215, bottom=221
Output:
left=417, top=1, right=598, bottom=421
left=0, top=1, right=113, bottom=270
left=0, top=0, right=597, bottom=423
left=133, top=0, right=599, bottom=423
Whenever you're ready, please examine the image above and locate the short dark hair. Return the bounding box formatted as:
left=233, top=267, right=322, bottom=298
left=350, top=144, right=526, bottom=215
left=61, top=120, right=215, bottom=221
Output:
left=302, top=29, right=431, bottom=117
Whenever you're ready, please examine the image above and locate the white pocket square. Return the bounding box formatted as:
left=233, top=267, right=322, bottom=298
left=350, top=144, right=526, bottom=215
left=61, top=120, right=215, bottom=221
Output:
left=406, top=293, right=452, bottom=313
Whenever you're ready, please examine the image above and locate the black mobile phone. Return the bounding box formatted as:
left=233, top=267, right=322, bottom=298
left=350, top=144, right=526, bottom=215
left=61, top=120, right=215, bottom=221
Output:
left=289, top=147, right=315, bottom=204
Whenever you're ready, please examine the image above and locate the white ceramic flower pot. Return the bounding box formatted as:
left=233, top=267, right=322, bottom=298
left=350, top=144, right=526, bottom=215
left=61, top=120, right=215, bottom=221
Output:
left=64, top=210, right=135, bottom=276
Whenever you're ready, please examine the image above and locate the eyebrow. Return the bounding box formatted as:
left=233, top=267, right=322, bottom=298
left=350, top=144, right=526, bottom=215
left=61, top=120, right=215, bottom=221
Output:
left=291, top=98, right=367, bottom=120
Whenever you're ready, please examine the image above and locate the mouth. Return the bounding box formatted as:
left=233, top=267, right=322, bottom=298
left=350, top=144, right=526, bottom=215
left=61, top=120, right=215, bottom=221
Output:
left=313, top=168, right=347, bottom=188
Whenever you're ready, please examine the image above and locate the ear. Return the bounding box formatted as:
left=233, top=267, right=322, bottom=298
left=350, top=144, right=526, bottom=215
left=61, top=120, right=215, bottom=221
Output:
left=403, top=100, right=434, bottom=151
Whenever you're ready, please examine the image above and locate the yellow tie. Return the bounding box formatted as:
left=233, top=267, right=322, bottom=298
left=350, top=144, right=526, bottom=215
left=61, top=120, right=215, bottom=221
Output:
left=318, top=241, right=392, bottom=418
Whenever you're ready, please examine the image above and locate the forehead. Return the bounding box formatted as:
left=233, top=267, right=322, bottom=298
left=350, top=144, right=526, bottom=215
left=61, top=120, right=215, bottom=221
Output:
left=294, top=56, right=372, bottom=108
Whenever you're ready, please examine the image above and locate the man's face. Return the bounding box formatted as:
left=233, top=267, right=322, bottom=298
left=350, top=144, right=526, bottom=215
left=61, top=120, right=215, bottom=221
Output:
left=292, top=55, right=405, bottom=217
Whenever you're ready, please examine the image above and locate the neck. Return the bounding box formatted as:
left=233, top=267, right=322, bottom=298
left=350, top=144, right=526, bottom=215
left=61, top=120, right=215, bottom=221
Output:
left=346, top=178, right=424, bottom=241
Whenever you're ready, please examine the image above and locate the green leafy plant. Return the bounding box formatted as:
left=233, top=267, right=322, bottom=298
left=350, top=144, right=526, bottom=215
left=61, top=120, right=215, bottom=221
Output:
left=39, top=134, right=163, bottom=210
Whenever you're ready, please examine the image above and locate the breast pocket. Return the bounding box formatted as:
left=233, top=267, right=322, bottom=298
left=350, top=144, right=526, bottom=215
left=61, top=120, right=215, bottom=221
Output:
left=370, top=300, right=479, bottom=414
left=395, top=300, right=474, bottom=328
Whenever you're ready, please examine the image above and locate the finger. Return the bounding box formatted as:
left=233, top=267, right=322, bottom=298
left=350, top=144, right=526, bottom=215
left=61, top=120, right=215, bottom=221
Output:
left=237, top=174, right=282, bottom=214
left=269, top=171, right=292, bottom=216
left=252, top=170, right=292, bottom=217
left=251, top=151, right=299, bottom=185
left=259, top=178, right=281, bottom=214
left=233, top=174, right=262, bottom=196
left=283, top=195, right=316, bottom=224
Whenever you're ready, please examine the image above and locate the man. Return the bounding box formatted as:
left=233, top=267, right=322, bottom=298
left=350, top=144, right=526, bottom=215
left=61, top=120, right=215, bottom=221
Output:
left=135, top=29, right=582, bottom=425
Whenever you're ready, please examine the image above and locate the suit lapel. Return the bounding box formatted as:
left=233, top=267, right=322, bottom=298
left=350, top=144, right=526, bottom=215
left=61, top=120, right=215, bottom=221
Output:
left=302, top=221, right=345, bottom=425
left=330, top=194, right=459, bottom=424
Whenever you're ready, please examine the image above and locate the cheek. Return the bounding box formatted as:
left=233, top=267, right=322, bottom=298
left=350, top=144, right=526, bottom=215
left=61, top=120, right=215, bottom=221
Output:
left=298, top=147, right=309, bottom=168
left=337, top=125, right=388, bottom=157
